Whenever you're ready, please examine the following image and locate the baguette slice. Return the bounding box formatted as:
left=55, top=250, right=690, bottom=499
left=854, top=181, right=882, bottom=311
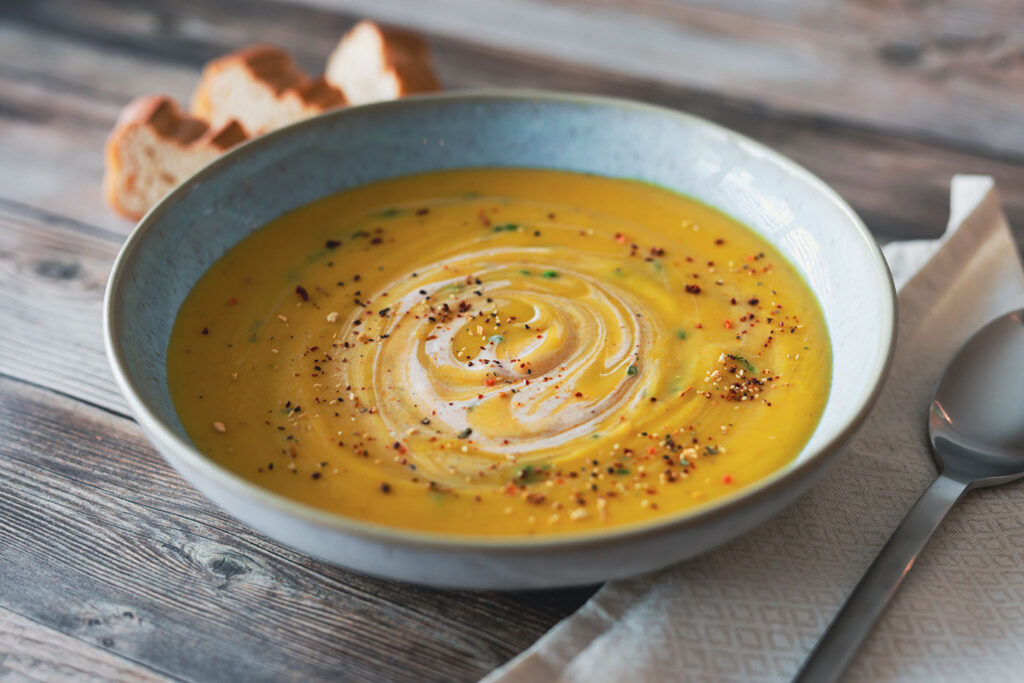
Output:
left=191, top=44, right=346, bottom=135
left=325, top=21, right=441, bottom=105
left=103, top=95, right=247, bottom=220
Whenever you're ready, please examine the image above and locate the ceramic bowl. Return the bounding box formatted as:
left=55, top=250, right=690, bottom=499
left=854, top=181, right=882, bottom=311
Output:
left=104, top=91, right=896, bottom=589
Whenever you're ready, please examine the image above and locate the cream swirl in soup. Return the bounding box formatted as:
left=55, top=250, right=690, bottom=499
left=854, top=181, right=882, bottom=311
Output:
left=168, top=169, right=831, bottom=536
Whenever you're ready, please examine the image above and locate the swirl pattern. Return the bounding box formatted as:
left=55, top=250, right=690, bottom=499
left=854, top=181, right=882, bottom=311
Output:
left=168, top=168, right=831, bottom=536
left=334, top=246, right=665, bottom=482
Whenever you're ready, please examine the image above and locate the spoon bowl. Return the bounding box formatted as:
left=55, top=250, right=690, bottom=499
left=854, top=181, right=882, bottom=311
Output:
left=930, top=309, right=1024, bottom=485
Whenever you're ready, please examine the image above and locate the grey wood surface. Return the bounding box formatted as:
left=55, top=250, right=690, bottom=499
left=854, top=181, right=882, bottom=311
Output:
left=0, top=0, right=1022, bottom=680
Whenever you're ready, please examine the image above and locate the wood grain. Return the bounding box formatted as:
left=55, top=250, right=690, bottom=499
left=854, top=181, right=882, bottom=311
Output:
left=0, top=198, right=126, bottom=414
left=0, top=608, right=164, bottom=682
left=284, top=0, right=1024, bottom=159
left=0, top=0, right=1022, bottom=248
left=0, top=374, right=595, bottom=682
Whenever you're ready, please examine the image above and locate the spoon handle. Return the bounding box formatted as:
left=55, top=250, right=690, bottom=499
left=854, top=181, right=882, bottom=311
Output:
left=794, top=474, right=969, bottom=683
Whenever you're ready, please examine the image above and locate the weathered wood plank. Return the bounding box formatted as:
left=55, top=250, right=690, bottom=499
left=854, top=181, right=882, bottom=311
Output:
left=0, top=374, right=595, bottom=682
left=282, top=0, right=1024, bottom=159
left=2, top=9, right=1024, bottom=249
left=0, top=198, right=126, bottom=414
left=0, top=608, right=165, bottom=682
left=8, top=0, right=1024, bottom=158
left=0, top=65, right=124, bottom=234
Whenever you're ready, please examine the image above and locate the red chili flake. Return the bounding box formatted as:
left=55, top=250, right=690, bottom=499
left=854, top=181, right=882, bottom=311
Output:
left=614, top=232, right=628, bottom=244
left=722, top=474, right=733, bottom=484
left=370, top=237, right=383, bottom=245
left=201, top=327, right=209, bottom=335
left=484, top=377, right=497, bottom=386
left=748, top=298, right=759, bottom=306
left=650, top=246, right=665, bottom=257
left=723, top=319, right=733, bottom=329
left=227, top=297, right=238, bottom=305
left=714, top=238, right=725, bottom=245
left=685, top=284, right=701, bottom=294
left=415, top=208, right=430, bottom=216
left=380, top=482, right=392, bottom=493
left=574, top=391, right=583, bottom=398
left=325, top=239, right=341, bottom=249
left=295, top=285, right=309, bottom=301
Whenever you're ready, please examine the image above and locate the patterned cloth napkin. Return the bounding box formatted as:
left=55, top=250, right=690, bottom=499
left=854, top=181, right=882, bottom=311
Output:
left=485, top=176, right=1024, bottom=682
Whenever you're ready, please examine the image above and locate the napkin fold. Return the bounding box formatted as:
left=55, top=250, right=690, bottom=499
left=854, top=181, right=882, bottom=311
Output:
left=486, top=176, right=1024, bottom=682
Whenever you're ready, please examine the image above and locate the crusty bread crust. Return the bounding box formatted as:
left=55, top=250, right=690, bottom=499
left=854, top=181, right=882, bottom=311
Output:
left=105, top=24, right=441, bottom=220
left=191, top=45, right=346, bottom=135
left=103, top=95, right=247, bottom=220
left=325, top=21, right=441, bottom=105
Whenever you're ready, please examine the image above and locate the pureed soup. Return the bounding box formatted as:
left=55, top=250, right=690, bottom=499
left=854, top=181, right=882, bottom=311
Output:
left=168, top=169, right=831, bottom=536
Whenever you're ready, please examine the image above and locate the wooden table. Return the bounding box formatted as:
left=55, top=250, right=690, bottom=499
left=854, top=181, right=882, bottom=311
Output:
left=2, top=0, right=1022, bottom=679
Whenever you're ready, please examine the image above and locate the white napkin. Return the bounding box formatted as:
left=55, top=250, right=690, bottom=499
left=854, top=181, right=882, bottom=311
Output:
left=486, top=176, right=1024, bottom=683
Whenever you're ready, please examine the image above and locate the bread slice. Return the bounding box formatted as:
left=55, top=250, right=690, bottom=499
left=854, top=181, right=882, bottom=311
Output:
left=191, top=44, right=346, bottom=135
left=325, top=21, right=441, bottom=105
left=103, top=95, right=247, bottom=220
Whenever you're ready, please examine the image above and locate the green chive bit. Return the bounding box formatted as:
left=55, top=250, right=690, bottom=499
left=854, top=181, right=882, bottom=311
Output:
left=542, top=270, right=558, bottom=278
left=489, top=335, right=504, bottom=344
left=515, top=465, right=536, bottom=482
left=626, top=364, right=638, bottom=376
left=493, top=223, right=519, bottom=232
left=616, top=468, right=631, bottom=476
left=676, top=330, right=687, bottom=339
left=733, top=356, right=756, bottom=373
left=457, top=428, right=472, bottom=439
left=520, top=269, right=532, bottom=275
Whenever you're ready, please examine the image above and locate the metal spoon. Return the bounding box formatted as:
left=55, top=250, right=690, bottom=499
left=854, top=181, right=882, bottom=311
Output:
left=795, top=309, right=1024, bottom=682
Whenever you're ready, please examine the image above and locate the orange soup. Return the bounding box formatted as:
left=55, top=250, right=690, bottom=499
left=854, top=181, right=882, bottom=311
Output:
left=168, top=168, right=831, bottom=536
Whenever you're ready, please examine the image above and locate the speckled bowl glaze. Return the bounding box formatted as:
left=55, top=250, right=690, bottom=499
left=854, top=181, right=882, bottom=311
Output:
left=104, top=91, right=896, bottom=589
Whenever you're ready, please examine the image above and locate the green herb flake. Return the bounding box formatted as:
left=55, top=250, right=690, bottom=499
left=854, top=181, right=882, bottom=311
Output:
left=705, top=445, right=719, bottom=456
left=489, top=335, right=504, bottom=344
left=515, top=465, right=545, bottom=483
left=541, top=270, right=558, bottom=278
left=520, top=269, right=532, bottom=276
left=615, top=468, right=631, bottom=476
left=456, top=428, right=473, bottom=439
left=732, top=355, right=756, bottom=373
left=492, top=223, right=519, bottom=232
left=676, top=330, right=687, bottom=339
left=626, top=364, right=638, bottom=376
